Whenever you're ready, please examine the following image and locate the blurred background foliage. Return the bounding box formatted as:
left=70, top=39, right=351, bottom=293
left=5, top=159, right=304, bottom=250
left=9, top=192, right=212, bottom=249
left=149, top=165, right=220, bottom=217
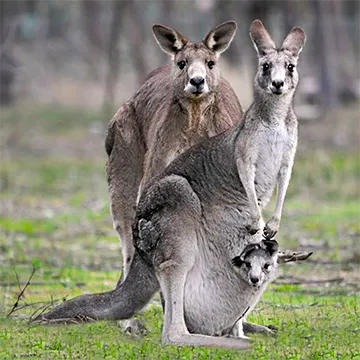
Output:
left=0, top=0, right=359, bottom=120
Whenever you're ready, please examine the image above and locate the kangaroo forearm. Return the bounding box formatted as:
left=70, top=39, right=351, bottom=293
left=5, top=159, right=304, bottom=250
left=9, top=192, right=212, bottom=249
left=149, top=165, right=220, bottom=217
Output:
left=273, top=165, right=293, bottom=219
left=236, top=160, right=260, bottom=216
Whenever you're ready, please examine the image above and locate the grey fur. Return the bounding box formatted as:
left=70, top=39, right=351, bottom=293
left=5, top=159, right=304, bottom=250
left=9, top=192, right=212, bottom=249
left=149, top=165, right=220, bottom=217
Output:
left=35, top=20, right=306, bottom=350
left=106, top=21, right=242, bottom=281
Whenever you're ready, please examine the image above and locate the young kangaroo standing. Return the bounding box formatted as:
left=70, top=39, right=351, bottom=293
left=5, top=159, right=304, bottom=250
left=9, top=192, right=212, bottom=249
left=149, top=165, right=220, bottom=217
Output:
left=35, top=20, right=306, bottom=350
left=106, top=21, right=242, bottom=281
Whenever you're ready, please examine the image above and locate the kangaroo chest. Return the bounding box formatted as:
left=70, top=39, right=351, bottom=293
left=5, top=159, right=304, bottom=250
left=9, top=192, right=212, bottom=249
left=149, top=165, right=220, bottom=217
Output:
left=253, top=123, right=289, bottom=203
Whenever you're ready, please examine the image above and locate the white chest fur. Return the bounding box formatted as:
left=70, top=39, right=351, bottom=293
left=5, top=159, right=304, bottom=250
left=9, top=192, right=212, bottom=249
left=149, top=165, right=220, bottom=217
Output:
left=183, top=257, right=264, bottom=335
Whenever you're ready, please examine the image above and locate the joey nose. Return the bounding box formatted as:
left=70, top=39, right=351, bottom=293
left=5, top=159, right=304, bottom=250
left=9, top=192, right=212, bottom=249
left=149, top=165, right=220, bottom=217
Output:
left=272, top=80, right=284, bottom=89
left=190, top=76, right=205, bottom=88
left=250, top=276, right=259, bottom=285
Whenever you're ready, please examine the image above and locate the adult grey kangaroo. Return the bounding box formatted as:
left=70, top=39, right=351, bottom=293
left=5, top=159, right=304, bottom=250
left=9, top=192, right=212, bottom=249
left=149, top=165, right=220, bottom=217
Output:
left=35, top=20, right=306, bottom=350
left=106, top=21, right=242, bottom=281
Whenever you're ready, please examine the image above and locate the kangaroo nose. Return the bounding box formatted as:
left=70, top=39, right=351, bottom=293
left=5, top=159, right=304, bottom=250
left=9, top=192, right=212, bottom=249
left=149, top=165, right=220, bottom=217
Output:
left=250, top=276, right=260, bottom=285
left=272, top=80, right=284, bottom=89
left=190, top=76, right=205, bottom=88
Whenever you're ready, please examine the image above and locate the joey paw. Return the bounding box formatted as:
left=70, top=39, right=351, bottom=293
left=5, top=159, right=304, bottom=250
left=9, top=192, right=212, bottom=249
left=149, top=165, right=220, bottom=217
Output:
left=263, top=217, right=280, bottom=239
left=245, top=216, right=261, bottom=235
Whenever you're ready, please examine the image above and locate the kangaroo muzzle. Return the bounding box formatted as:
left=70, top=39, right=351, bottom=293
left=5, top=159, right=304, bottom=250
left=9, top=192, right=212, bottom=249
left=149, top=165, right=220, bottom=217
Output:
left=184, top=61, right=209, bottom=96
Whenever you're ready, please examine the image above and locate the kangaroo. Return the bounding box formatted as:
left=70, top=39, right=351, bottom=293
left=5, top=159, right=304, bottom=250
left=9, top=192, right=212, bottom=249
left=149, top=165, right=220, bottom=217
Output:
left=34, top=20, right=306, bottom=350
left=106, top=21, right=242, bottom=282
left=228, top=239, right=279, bottom=338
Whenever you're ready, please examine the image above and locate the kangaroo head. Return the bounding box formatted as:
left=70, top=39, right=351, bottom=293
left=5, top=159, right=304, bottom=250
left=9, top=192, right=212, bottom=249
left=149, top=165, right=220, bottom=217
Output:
left=232, top=239, right=279, bottom=288
left=249, top=19, right=306, bottom=97
left=152, top=21, right=237, bottom=101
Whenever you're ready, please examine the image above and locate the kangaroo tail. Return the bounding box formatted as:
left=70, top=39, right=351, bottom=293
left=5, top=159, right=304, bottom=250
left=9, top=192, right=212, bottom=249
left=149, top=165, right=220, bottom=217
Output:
left=33, top=252, right=159, bottom=322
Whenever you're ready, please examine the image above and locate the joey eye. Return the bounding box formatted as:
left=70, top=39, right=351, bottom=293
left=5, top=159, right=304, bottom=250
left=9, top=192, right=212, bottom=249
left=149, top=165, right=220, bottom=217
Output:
left=263, top=263, right=271, bottom=270
left=262, top=63, right=270, bottom=71
left=177, top=60, right=186, bottom=70
left=287, top=64, right=295, bottom=72
left=245, top=262, right=251, bottom=269
left=207, top=60, right=215, bottom=70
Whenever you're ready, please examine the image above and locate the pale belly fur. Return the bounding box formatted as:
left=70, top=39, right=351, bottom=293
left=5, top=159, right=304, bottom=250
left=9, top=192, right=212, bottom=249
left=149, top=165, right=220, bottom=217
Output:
left=183, top=256, right=263, bottom=335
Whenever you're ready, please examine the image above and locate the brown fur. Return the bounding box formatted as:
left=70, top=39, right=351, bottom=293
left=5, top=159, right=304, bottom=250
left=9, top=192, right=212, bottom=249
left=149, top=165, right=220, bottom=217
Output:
left=105, top=22, right=243, bottom=280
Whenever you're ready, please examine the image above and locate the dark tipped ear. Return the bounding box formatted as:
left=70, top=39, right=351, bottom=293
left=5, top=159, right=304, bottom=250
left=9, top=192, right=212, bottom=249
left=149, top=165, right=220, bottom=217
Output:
left=260, top=239, right=279, bottom=257
left=281, top=26, right=306, bottom=57
left=239, top=243, right=259, bottom=261
left=249, top=19, right=276, bottom=57
left=203, top=21, right=237, bottom=56
left=231, top=255, right=243, bottom=267
left=152, top=24, right=188, bottom=56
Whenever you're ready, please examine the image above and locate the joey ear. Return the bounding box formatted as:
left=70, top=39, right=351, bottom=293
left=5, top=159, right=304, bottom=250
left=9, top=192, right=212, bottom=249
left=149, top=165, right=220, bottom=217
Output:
left=203, top=21, right=237, bottom=56
left=260, top=239, right=279, bottom=257
left=238, top=243, right=259, bottom=261
left=231, top=255, right=243, bottom=267
left=152, top=24, right=188, bottom=56
left=249, top=19, right=276, bottom=57
left=281, top=26, right=306, bottom=57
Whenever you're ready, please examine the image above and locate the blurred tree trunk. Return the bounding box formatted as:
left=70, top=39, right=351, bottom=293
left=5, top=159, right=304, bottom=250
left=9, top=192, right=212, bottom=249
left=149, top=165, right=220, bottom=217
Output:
left=314, top=0, right=339, bottom=109
left=81, top=0, right=103, bottom=51
left=214, top=0, right=243, bottom=66
left=0, top=0, right=19, bottom=106
left=102, top=0, right=122, bottom=118
left=282, top=0, right=299, bottom=31
left=103, top=0, right=151, bottom=118
left=333, top=0, right=358, bottom=103
left=125, top=0, right=148, bottom=84
left=157, top=0, right=174, bottom=64
left=161, top=0, right=173, bottom=25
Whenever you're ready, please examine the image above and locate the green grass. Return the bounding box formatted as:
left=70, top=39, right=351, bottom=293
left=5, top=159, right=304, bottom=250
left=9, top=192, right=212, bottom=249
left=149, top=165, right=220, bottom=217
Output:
left=0, top=106, right=359, bottom=359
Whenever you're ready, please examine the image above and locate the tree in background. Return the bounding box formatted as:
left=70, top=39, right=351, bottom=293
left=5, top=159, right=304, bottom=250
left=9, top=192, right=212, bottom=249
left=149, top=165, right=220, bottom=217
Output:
left=0, top=0, right=20, bottom=105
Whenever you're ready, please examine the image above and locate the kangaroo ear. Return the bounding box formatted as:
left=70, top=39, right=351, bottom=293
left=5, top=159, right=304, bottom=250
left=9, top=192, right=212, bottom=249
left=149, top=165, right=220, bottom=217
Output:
left=238, top=243, right=259, bottom=262
left=281, top=26, right=306, bottom=57
left=152, top=24, right=188, bottom=56
left=203, top=21, right=237, bottom=56
left=231, top=255, right=243, bottom=267
left=260, top=239, right=279, bottom=257
left=249, top=19, right=276, bottom=57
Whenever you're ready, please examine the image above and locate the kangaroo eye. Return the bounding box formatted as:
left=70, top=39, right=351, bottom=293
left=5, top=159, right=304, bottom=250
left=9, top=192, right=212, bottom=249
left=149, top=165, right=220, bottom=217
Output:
left=245, top=262, right=251, bottom=269
left=287, top=64, right=295, bottom=72
left=207, top=60, right=215, bottom=70
left=264, top=263, right=271, bottom=270
left=262, top=63, right=270, bottom=71
left=177, top=60, right=186, bottom=70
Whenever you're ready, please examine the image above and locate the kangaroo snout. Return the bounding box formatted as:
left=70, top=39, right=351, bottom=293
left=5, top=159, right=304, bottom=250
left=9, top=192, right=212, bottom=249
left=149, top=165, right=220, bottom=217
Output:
left=184, top=61, right=209, bottom=96
left=250, top=276, right=260, bottom=286
left=186, top=75, right=208, bottom=95
left=271, top=79, right=284, bottom=94
left=272, top=80, right=284, bottom=89
left=190, top=76, right=205, bottom=89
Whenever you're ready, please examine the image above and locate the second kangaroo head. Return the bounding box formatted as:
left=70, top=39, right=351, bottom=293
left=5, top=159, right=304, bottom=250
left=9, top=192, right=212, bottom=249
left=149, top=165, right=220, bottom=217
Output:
left=152, top=21, right=237, bottom=101
left=249, top=19, right=306, bottom=96
left=232, top=239, right=279, bottom=288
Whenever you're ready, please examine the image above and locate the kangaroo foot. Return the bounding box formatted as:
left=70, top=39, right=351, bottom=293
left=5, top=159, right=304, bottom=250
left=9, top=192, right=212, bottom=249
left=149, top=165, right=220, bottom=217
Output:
left=119, top=319, right=148, bottom=336
left=243, top=321, right=278, bottom=336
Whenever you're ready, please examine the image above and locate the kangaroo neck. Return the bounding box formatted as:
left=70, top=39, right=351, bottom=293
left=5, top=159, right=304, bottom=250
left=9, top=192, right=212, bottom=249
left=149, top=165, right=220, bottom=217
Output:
left=250, top=89, right=294, bottom=124
left=175, top=93, right=215, bottom=134
left=177, top=92, right=215, bottom=114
